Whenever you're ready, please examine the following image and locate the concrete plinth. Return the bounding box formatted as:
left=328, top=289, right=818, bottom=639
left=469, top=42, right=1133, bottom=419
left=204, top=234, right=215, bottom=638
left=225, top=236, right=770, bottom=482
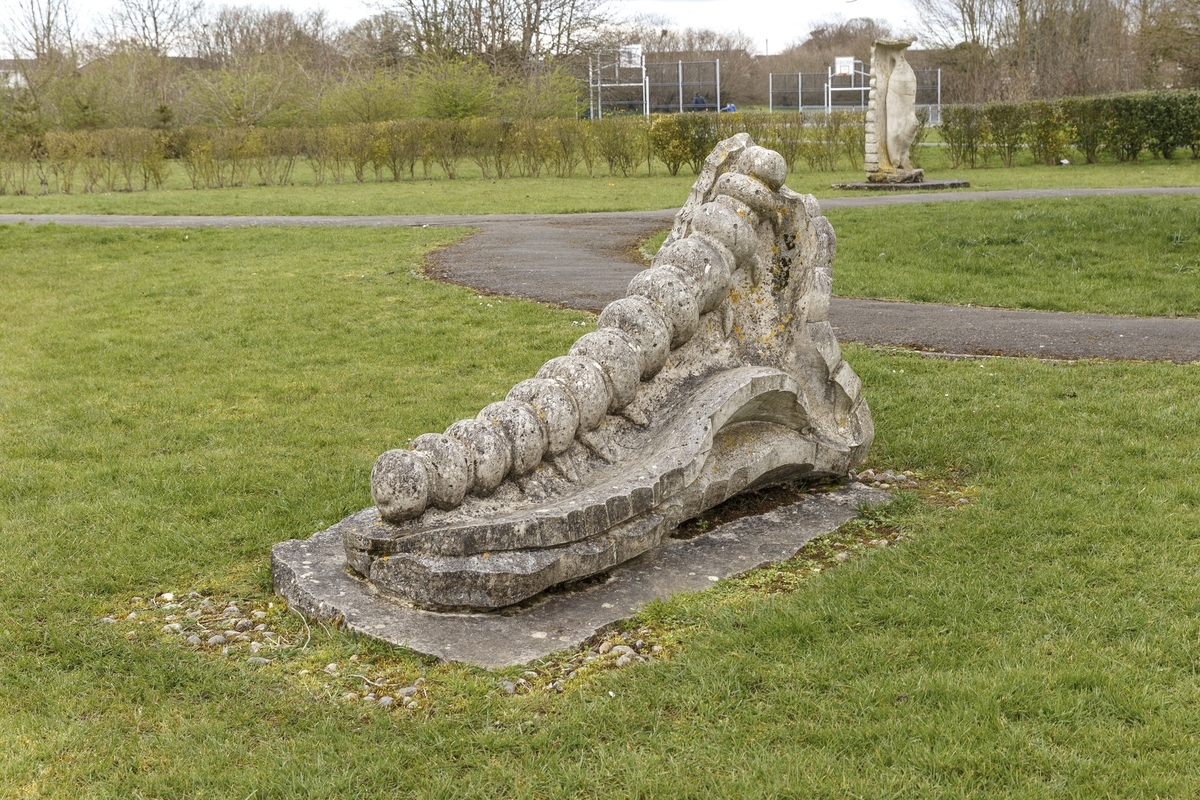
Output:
left=272, top=483, right=890, bottom=668
left=830, top=180, right=971, bottom=191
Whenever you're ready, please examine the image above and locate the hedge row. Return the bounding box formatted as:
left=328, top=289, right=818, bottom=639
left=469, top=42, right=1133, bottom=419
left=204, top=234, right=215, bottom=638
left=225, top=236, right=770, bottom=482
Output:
left=0, top=112, right=872, bottom=195
left=942, top=90, right=1200, bottom=168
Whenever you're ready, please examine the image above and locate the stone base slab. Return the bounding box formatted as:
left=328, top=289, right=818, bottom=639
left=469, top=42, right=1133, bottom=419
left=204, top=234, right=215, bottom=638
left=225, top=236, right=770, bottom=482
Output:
left=830, top=179, right=971, bottom=191
left=272, top=484, right=890, bottom=668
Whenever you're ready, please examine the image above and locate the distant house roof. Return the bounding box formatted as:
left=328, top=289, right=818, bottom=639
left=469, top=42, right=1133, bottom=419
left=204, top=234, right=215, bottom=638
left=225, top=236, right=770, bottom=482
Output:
left=0, top=59, right=36, bottom=88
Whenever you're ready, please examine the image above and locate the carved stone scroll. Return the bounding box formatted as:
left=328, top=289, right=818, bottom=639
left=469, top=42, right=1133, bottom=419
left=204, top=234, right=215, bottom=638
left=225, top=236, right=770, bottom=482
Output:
left=275, top=134, right=874, bottom=613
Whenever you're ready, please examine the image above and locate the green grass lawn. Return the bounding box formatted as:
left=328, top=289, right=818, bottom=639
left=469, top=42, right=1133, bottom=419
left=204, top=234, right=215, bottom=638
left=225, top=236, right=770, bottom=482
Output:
left=0, top=149, right=1196, bottom=216
left=643, top=195, right=1200, bottom=317
left=828, top=195, right=1200, bottom=316
left=3, top=224, right=1199, bottom=796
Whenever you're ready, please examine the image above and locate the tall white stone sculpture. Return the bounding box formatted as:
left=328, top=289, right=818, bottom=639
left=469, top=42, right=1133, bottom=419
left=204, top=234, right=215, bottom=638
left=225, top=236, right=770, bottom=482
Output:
left=866, top=39, right=924, bottom=184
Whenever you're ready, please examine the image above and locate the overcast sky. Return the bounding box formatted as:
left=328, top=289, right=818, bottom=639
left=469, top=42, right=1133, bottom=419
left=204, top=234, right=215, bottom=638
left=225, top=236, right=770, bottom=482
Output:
left=615, top=0, right=920, bottom=54
left=63, top=0, right=920, bottom=54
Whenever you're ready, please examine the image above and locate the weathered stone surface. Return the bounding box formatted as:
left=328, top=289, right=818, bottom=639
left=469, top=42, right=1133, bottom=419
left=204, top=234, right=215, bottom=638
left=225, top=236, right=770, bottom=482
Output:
left=653, top=233, right=734, bottom=314
left=445, top=419, right=511, bottom=495
left=478, top=401, right=547, bottom=475
left=569, top=330, right=641, bottom=411
left=370, top=513, right=668, bottom=610
left=627, top=267, right=700, bottom=348
left=713, top=172, right=778, bottom=218
left=412, top=434, right=471, bottom=509
left=370, top=450, right=430, bottom=522
left=506, top=378, right=580, bottom=455
left=596, top=296, right=671, bottom=379
left=272, top=484, right=890, bottom=667
left=692, top=196, right=758, bottom=264
left=276, top=133, right=875, bottom=615
left=536, top=356, right=610, bottom=430
left=734, top=145, right=787, bottom=191
left=342, top=367, right=814, bottom=563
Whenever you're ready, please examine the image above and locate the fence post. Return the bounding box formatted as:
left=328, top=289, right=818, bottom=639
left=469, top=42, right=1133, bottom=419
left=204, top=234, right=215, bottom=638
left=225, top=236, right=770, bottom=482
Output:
left=936, top=68, right=942, bottom=125
left=769, top=73, right=773, bottom=113
left=716, top=59, right=721, bottom=113
left=678, top=61, right=683, bottom=112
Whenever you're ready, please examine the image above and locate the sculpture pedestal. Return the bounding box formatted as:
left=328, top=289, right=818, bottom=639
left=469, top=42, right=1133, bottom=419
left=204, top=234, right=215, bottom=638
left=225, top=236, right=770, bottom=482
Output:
left=272, top=484, right=890, bottom=667
left=868, top=168, right=925, bottom=184
left=830, top=178, right=970, bottom=191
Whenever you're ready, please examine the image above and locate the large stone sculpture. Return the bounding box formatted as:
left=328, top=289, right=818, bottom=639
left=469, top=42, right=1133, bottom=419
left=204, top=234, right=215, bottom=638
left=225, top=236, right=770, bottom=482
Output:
left=299, top=134, right=872, bottom=612
left=866, top=39, right=924, bottom=184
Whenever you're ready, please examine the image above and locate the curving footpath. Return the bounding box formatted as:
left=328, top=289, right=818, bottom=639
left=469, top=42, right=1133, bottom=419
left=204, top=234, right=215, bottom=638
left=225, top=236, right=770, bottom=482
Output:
left=4, top=185, right=1199, bottom=364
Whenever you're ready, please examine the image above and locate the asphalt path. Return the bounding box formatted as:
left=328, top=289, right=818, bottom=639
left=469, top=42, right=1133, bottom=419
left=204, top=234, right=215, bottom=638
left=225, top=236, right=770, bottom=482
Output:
left=5, top=184, right=1200, bottom=363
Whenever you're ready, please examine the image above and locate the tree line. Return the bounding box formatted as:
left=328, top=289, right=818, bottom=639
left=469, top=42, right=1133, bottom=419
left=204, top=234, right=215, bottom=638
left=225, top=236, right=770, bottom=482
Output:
left=3, top=0, right=1198, bottom=138
left=1, top=0, right=629, bottom=135
left=910, top=0, right=1200, bottom=102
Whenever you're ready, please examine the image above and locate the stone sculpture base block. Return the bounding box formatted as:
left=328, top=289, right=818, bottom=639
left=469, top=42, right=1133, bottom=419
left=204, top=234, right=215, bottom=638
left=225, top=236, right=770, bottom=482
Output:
left=272, top=484, right=890, bottom=668
left=830, top=179, right=971, bottom=191
left=869, top=168, right=925, bottom=183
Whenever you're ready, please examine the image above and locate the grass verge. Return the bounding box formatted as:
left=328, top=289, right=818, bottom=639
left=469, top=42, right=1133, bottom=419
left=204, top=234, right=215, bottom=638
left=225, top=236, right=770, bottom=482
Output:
left=827, top=195, right=1200, bottom=316
left=0, top=152, right=1196, bottom=217
left=2, top=225, right=1199, bottom=796
left=650, top=196, right=1200, bottom=317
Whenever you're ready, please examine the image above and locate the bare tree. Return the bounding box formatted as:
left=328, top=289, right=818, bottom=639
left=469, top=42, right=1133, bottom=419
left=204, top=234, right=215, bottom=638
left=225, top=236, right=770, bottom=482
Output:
left=911, top=0, right=1005, bottom=100
left=339, top=12, right=411, bottom=69
left=2, top=0, right=75, bottom=60
left=183, top=6, right=342, bottom=125
left=772, top=16, right=894, bottom=73
left=190, top=6, right=336, bottom=66
left=913, top=0, right=1157, bottom=99
left=1, top=0, right=78, bottom=132
left=1141, top=0, right=1200, bottom=85
left=913, top=0, right=1005, bottom=50
left=384, top=0, right=610, bottom=69
left=107, top=0, right=202, bottom=55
